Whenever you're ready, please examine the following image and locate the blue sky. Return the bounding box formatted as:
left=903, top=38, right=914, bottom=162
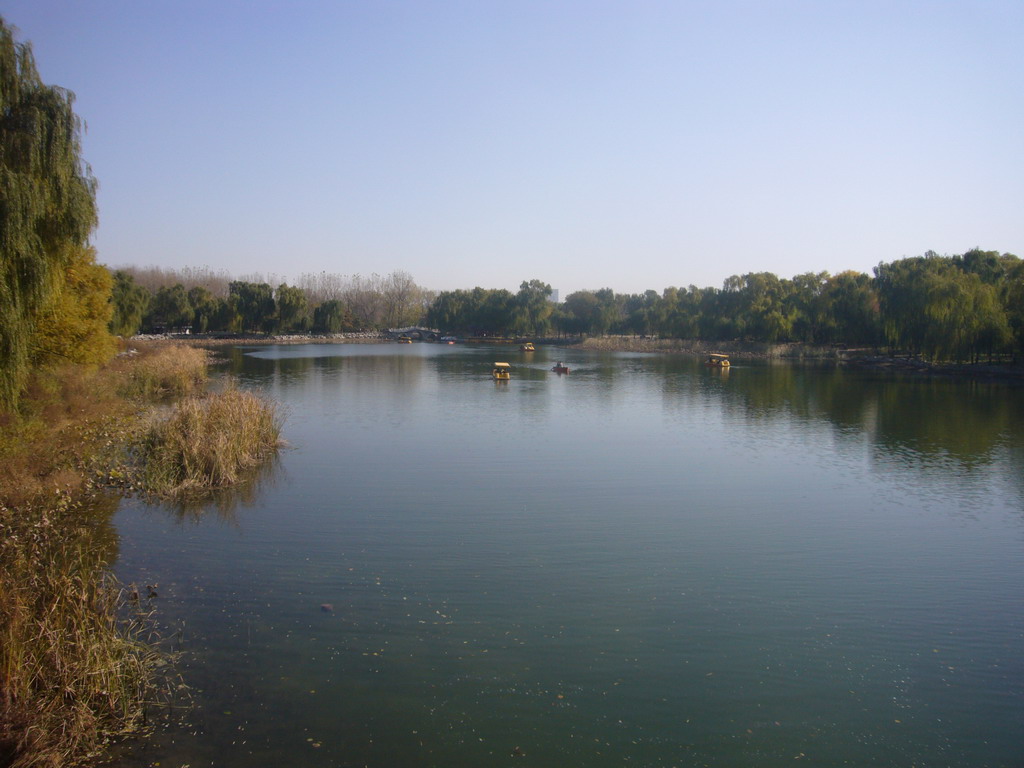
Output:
left=5, top=1, right=1022, bottom=297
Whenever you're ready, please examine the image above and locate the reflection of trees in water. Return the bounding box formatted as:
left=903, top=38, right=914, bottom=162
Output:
left=707, top=363, right=1018, bottom=474
left=158, top=453, right=283, bottom=524
left=218, top=347, right=319, bottom=385
left=871, top=379, right=1014, bottom=470
left=999, top=395, right=1024, bottom=503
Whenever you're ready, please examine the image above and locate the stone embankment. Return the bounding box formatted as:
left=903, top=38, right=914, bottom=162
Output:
left=130, top=331, right=387, bottom=344
left=577, top=335, right=1024, bottom=382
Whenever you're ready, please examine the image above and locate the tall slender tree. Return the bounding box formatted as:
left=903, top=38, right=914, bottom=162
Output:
left=1, top=17, right=98, bottom=408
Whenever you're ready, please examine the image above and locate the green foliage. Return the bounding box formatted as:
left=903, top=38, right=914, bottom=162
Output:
left=425, top=287, right=516, bottom=336
left=312, top=299, right=356, bottom=333
left=110, top=270, right=150, bottom=337
left=1, top=18, right=98, bottom=409
left=820, top=271, right=881, bottom=346
left=556, top=290, right=618, bottom=336
left=515, top=279, right=554, bottom=335
left=275, top=283, right=308, bottom=332
left=1006, top=260, right=1024, bottom=357
left=229, top=281, right=275, bottom=333
left=874, top=252, right=1015, bottom=361
left=104, top=253, right=1019, bottom=363
left=106, top=269, right=434, bottom=336
left=418, top=253, right=1016, bottom=363
left=211, top=294, right=242, bottom=332
left=186, top=286, right=218, bottom=334
left=424, top=290, right=467, bottom=332
left=144, top=284, right=192, bottom=331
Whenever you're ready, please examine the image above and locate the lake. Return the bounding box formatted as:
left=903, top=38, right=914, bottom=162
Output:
left=110, top=343, right=1024, bottom=767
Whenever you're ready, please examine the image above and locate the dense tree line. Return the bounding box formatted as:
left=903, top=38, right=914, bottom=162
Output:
left=108, top=267, right=433, bottom=336
left=107, top=250, right=1023, bottom=363
left=424, top=250, right=1023, bottom=363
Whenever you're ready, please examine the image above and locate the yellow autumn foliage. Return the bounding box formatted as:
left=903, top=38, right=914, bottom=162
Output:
left=31, top=245, right=116, bottom=367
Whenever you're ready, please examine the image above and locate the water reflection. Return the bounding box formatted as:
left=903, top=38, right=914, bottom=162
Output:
left=218, top=345, right=1022, bottom=482
left=154, top=453, right=284, bottom=524
left=109, top=343, right=1024, bottom=768
left=210, top=343, right=1024, bottom=518
left=688, top=360, right=1020, bottom=476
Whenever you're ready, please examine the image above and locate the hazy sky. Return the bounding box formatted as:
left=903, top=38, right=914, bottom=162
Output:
left=5, top=1, right=1022, bottom=297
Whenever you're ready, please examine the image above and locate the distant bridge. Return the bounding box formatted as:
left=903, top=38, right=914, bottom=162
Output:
left=386, top=327, right=442, bottom=341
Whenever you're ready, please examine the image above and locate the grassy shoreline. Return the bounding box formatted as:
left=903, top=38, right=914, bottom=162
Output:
left=0, top=342, right=282, bottom=767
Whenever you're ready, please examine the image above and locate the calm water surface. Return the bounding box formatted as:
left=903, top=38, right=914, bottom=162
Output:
left=111, top=343, right=1024, bottom=767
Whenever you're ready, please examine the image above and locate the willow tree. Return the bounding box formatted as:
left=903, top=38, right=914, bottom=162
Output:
left=110, top=270, right=151, bottom=336
left=1, top=18, right=98, bottom=408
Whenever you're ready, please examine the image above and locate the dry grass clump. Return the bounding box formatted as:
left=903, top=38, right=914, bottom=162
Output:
left=140, top=385, right=284, bottom=496
left=118, top=344, right=209, bottom=399
left=0, top=498, right=167, bottom=768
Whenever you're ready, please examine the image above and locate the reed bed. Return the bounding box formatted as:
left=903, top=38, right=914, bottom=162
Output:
left=0, top=499, right=167, bottom=768
left=118, top=344, right=209, bottom=399
left=139, top=385, right=284, bottom=496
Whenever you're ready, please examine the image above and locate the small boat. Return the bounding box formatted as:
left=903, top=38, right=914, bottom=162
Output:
left=397, top=335, right=413, bottom=344
left=520, top=342, right=535, bottom=352
left=492, top=362, right=511, bottom=380
left=551, top=362, right=570, bottom=374
left=705, top=353, right=730, bottom=367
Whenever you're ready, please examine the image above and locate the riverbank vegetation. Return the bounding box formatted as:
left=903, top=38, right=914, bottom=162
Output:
left=0, top=341, right=280, bottom=767
left=0, top=350, right=161, bottom=768
left=111, top=250, right=1023, bottom=366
